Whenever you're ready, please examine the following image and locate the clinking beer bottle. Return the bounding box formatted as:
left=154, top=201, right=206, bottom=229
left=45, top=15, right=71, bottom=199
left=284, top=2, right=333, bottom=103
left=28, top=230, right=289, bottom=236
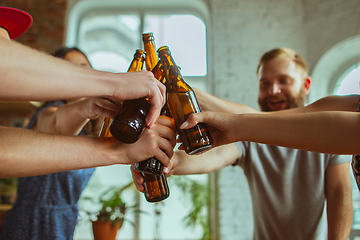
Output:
left=100, top=50, right=145, bottom=139
left=99, top=117, right=113, bottom=137
left=133, top=33, right=167, bottom=175
left=158, top=46, right=213, bottom=154
left=143, top=32, right=158, bottom=71
left=134, top=33, right=170, bottom=202
left=109, top=50, right=150, bottom=144
left=140, top=172, right=170, bottom=202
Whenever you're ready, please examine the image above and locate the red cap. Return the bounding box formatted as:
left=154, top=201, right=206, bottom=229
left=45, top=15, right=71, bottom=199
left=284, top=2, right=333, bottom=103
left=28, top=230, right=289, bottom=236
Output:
left=0, top=6, right=32, bottom=39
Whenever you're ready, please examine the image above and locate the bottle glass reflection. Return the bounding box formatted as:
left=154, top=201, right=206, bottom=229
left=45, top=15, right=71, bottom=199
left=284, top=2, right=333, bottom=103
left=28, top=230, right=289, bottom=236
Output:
left=133, top=34, right=166, bottom=175
left=140, top=172, right=169, bottom=202
left=109, top=50, right=150, bottom=144
left=158, top=46, right=213, bottom=155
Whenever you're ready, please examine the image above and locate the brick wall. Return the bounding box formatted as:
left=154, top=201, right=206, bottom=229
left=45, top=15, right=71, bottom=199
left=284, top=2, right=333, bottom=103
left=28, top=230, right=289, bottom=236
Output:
left=1, top=1, right=68, bottom=127
left=2, top=0, right=67, bottom=53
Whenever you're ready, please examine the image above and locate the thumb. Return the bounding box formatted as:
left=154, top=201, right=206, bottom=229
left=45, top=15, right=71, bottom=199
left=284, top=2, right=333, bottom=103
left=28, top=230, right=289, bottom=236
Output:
left=180, top=112, right=212, bottom=129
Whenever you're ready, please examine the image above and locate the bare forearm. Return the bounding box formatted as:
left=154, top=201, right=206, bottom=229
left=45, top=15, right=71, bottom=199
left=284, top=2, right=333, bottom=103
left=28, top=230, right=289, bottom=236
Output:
left=0, top=127, right=120, bottom=177
left=279, top=95, right=360, bottom=114
left=173, top=144, right=239, bottom=175
left=238, top=111, right=360, bottom=155
left=327, top=190, right=353, bottom=240
left=35, top=102, right=91, bottom=135
left=54, top=101, right=92, bottom=135
left=194, top=88, right=258, bottom=114
left=326, top=162, right=353, bottom=240
left=0, top=38, right=116, bottom=101
left=0, top=115, right=175, bottom=177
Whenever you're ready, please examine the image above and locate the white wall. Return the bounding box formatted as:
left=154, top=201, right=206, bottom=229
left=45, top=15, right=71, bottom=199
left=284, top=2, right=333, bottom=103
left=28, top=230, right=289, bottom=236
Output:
left=207, top=0, right=360, bottom=239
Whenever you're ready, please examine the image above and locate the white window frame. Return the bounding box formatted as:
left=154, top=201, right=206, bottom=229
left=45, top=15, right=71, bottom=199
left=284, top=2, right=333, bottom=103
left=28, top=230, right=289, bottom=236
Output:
left=66, top=1, right=217, bottom=239
left=66, top=0, right=213, bottom=93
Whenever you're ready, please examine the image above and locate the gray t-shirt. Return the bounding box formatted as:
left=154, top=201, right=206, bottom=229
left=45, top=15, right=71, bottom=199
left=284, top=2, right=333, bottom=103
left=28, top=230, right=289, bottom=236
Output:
left=234, top=141, right=350, bottom=240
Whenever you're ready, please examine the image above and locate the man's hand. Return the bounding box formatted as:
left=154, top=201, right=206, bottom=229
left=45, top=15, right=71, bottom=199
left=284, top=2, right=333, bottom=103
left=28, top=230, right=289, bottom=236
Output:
left=115, top=70, right=166, bottom=128
left=129, top=116, right=178, bottom=192
left=180, top=111, right=239, bottom=148
left=117, top=116, right=176, bottom=167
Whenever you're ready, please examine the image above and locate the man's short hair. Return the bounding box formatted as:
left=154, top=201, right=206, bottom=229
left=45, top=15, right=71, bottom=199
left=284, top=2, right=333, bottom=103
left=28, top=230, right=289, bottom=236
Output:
left=256, top=48, right=308, bottom=77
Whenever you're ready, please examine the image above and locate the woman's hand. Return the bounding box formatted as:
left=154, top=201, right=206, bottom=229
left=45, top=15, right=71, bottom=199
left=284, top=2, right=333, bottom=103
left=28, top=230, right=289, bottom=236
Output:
left=79, top=97, right=121, bottom=119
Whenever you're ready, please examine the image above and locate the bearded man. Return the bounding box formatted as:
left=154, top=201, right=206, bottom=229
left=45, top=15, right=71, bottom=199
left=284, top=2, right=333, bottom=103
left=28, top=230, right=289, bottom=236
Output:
left=134, top=48, right=353, bottom=240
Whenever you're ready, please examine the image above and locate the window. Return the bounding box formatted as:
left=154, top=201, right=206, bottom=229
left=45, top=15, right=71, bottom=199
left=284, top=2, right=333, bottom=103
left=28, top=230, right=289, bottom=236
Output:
left=69, top=3, right=209, bottom=81
left=334, top=64, right=360, bottom=95
left=334, top=63, right=360, bottom=237
left=67, top=1, right=212, bottom=239
left=79, top=13, right=207, bottom=77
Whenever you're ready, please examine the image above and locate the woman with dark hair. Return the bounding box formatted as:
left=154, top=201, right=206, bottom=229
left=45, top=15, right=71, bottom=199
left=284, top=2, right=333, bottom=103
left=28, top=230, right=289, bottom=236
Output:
left=52, top=47, right=93, bottom=68
left=1, top=47, right=116, bottom=240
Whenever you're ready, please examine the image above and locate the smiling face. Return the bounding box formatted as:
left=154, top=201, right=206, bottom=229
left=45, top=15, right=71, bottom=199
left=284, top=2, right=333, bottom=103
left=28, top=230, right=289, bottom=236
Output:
left=257, top=57, right=311, bottom=111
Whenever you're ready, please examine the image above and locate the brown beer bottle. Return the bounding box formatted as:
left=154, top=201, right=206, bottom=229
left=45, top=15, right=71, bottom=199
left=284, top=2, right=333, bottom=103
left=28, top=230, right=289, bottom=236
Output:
left=99, top=50, right=146, bottom=139
left=158, top=46, right=213, bottom=155
left=109, top=49, right=150, bottom=144
left=143, top=32, right=158, bottom=71
left=135, top=34, right=170, bottom=202
left=133, top=33, right=168, bottom=175
left=140, top=172, right=170, bottom=202
left=99, top=117, right=113, bottom=137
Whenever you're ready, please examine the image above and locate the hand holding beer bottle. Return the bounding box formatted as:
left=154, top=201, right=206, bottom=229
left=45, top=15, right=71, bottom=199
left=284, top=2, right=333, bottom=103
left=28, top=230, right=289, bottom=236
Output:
left=158, top=46, right=213, bottom=154
left=129, top=33, right=170, bottom=202
left=133, top=33, right=169, bottom=175
left=99, top=50, right=147, bottom=139
left=109, top=50, right=149, bottom=143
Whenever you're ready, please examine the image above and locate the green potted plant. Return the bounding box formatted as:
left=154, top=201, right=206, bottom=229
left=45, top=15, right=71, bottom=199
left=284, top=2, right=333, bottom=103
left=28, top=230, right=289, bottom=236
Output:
left=81, top=182, right=140, bottom=240
left=170, top=176, right=212, bottom=240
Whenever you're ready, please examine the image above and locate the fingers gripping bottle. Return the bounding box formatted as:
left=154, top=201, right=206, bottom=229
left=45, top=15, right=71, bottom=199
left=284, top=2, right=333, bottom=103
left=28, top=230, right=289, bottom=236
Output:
left=99, top=49, right=146, bottom=139
left=109, top=50, right=150, bottom=144
left=158, top=46, right=213, bottom=155
left=134, top=33, right=170, bottom=202
left=133, top=33, right=167, bottom=175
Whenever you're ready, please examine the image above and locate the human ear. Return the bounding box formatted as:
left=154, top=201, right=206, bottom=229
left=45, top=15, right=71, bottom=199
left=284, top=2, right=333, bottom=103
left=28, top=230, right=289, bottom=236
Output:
left=303, top=76, right=312, bottom=95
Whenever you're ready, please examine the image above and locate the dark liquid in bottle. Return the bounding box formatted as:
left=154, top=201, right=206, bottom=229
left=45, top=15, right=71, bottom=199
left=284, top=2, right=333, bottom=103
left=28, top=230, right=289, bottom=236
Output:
left=140, top=172, right=169, bottom=202
left=133, top=105, right=171, bottom=175
left=110, top=98, right=150, bottom=144
left=134, top=158, right=164, bottom=175
left=167, top=91, right=213, bottom=154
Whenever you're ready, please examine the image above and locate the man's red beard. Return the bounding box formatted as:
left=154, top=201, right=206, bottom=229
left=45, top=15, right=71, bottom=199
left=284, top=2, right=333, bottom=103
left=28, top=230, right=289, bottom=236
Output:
left=257, top=88, right=306, bottom=112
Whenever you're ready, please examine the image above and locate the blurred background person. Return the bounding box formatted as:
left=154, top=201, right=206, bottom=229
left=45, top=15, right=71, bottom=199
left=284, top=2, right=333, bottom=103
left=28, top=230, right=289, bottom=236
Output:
left=134, top=48, right=353, bottom=240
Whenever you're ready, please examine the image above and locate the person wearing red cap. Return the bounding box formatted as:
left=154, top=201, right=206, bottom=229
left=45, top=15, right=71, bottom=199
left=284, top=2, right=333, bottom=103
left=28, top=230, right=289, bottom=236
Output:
left=0, top=6, right=164, bottom=127
left=0, top=6, right=33, bottom=39
left=0, top=7, right=175, bottom=178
